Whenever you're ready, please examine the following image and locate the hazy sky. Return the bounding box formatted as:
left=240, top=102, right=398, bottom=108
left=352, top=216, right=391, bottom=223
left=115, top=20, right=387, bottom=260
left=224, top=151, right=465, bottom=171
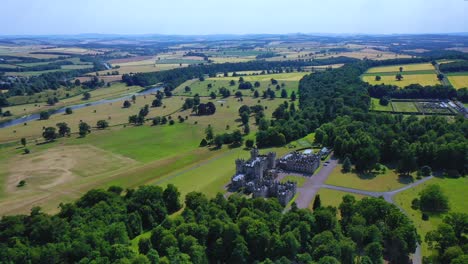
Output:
left=1, top=0, right=467, bottom=35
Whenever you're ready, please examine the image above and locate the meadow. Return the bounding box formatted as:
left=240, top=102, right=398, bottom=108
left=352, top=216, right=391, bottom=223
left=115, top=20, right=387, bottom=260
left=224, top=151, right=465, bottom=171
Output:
left=173, top=72, right=306, bottom=98
left=0, top=84, right=290, bottom=214
left=394, top=177, right=468, bottom=257
left=309, top=188, right=365, bottom=211
left=370, top=97, right=392, bottom=111
left=366, top=63, right=436, bottom=73
left=391, top=101, right=419, bottom=112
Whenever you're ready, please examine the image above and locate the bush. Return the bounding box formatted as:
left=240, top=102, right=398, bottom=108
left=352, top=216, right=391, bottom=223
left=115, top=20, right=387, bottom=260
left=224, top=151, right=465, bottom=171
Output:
left=17, top=180, right=26, bottom=187
left=411, top=198, right=420, bottom=210
left=422, top=213, right=429, bottom=221
left=169, top=120, right=175, bottom=125
left=245, top=139, right=254, bottom=148
left=419, top=184, right=449, bottom=213
left=199, top=138, right=208, bottom=147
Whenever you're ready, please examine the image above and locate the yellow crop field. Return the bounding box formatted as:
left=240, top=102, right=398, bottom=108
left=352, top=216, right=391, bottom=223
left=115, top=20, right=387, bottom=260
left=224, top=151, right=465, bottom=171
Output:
left=447, top=75, right=468, bottom=89
left=366, top=63, right=435, bottom=73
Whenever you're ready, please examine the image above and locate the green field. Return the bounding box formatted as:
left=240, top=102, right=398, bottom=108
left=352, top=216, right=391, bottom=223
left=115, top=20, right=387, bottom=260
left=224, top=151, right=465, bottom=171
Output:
left=370, top=97, right=393, bottom=111
left=362, top=74, right=441, bottom=87
left=310, top=188, right=365, bottom=212
left=173, top=72, right=306, bottom=98
left=394, top=177, right=468, bottom=257
left=0, top=85, right=289, bottom=214
left=391, top=101, right=418, bottom=112
left=325, top=163, right=413, bottom=192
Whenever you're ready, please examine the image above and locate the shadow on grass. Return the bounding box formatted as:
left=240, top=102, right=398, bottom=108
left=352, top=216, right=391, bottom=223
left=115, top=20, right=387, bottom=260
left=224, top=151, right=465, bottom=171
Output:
left=398, top=174, right=415, bottom=184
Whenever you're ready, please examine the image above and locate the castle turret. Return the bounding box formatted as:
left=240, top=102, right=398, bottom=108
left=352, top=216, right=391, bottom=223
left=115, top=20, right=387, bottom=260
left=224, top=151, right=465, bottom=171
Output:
left=267, top=152, right=276, bottom=169
left=250, top=147, right=259, bottom=160
left=235, top=159, right=244, bottom=174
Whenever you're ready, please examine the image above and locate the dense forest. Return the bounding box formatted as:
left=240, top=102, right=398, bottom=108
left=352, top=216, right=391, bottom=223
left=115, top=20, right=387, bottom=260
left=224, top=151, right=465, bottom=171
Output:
left=0, top=184, right=419, bottom=264
left=438, top=60, right=468, bottom=73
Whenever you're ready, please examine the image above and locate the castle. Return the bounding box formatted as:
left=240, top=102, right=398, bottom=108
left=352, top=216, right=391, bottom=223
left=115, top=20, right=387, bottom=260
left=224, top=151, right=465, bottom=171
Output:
left=230, top=148, right=321, bottom=206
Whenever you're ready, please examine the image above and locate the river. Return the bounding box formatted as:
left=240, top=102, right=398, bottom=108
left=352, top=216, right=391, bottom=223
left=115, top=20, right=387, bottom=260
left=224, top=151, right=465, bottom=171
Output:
left=0, top=86, right=162, bottom=129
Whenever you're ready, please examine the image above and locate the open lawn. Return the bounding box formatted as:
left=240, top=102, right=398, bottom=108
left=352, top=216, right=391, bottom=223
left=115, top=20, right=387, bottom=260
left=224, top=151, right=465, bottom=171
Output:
left=392, top=101, right=419, bottom=112
left=366, top=63, right=435, bottom=73
left=362, top=74, right=441, bottom=87
left=309, top=188, right=365, bottom=211
left=394, top=177, right=468, bottom=257
left=447, top=75, right=468, bottom=89
left=173, top=72, right=306, bottom=98
left=325, top=164, right=413, bottom=192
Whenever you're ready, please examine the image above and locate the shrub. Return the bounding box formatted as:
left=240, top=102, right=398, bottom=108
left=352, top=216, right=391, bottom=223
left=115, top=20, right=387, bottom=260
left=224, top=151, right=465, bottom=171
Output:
left=17, top=180, right=26, bottom=187
left=422, top=213, right=429, bottom=221
left=24, top=148, right=30, bottom=154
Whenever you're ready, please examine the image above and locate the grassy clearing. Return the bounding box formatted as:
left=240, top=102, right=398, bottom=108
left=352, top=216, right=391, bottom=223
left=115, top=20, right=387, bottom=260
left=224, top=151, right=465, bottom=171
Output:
left=310, top=188, right=366, bottom=211
left=6, top=86, right=85, bottom=105
left=326, top=164, right=413, bottom=192
left=362, top=74, right=441, bottom=87
left=392, top=101, right=418, bottom=112
left=370, top=98, right=392, bottom=111
left=447, top=75, right=468, bottom=89
left=366, top=63, right=435, bottom=73
left=394, top=177, right=468, bottom=257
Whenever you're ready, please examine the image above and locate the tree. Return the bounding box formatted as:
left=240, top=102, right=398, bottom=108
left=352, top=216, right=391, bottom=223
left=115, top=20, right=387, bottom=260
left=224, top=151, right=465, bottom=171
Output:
left=20, top=137, right=26, bottom=147
left=82, top=92, right=91, bottom=100
left=210, top=91, right=216, bottom=99
left=379, top=96, right=389, bottom=106
left=75, top=79, right=81, bottom=86
left=245, top=139, right=254, bottom=148
left=39, top=111, right=50, bottom=120
left=420, top=165, right=432, bottom=177
left=253, top=90, right=260, bottom=98
left=152, top=98, right=162, bottom=107
left=290, top=91, right=297, bottom=101
left=419, top=184, right=449, bottom=213
left=65, top=107, right=73, bottom=115
left=47, top=97, right=56, bottom=106
left=214, top=135, right=224, bottom=148
left=281, top=89, right=288, bottom=98
left=205, top=125, right=214, bottom=141
left=123, top=100, right=131, bottom=108
left=184, top=86, right=191, bottom=92
left=163, top=184, right=181, bottom=214
left=342, top=157, right=352, bottom=173
left=56, top=122, right=71, bottom=137
left=399, top=66, right=403, bottom=72
left=395, top=73, right=403, bottom=81
left=132, top=94, right=137, bottom=102
left=364, top=242, right=383, bottom=264
left=42, top=127, right=57, bottom=141
left=240, top=112, right=249, bottom=125
left=79, top=122, right=91, bottom=137
left=313, top=195, right=321, bottom=210
left=243, top=123, right=250, bottom=135
left=97, top=120, right=109, bottom=129
left=375, top=75, right=381, bottom=81
left=254, top=81, right=260, bottom=88
left=437, top=73, right=444, bottom=81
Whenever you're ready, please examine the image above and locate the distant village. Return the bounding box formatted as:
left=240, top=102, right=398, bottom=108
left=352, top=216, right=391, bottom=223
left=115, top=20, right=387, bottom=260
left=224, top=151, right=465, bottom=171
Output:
left=229, top=147, right=328, bottom=205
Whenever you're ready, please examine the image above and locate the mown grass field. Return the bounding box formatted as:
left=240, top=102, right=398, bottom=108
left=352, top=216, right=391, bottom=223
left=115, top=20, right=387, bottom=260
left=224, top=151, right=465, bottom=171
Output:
left=173, top=72, right=306, bottom=98
left=309, top=188, right=365, bottom=211
left=325, top=164, right=413, bottom=192
left=362, top=74, right=441, bottom=87
left=394, top=177, right=468, bottom=257
left=391, top=101, right=418, bottom=112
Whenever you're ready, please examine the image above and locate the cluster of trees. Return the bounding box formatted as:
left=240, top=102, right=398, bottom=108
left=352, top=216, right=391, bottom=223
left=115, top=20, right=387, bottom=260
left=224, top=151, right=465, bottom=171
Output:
left=12, top=60, right=74, bottom=72
left=424, top=213, right=468, bottom=264
left=41, top=121, right=93, bottom=141
left=194, top=102, right=216, bottom=116
left=82, top=76, right=105, bottom=89
left=439, top=60, right=468, bottom=73
left=314, top=114, right=466, bottom=174
left=368, top=84, right=459, bottom=101
left=129, top=105, right=150, bottom=125
left=0, top=184, right=419, bottom=263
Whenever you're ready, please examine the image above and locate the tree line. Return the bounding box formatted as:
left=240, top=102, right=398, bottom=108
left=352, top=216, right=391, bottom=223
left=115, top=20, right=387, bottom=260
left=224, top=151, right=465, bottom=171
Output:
left=0, top=184, right=419, bottom=263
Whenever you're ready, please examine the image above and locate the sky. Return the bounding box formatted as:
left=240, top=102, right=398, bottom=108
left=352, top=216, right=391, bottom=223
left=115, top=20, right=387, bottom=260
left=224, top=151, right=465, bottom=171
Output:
left=1, top=0, right=467, bottom=35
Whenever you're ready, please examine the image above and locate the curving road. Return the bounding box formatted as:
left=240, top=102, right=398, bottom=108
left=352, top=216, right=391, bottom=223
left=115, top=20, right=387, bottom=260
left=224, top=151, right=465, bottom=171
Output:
left=294, top=154, right=433, bottom=264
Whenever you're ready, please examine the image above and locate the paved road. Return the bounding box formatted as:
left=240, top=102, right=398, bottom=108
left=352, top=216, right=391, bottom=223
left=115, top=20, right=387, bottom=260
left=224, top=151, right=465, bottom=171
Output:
left=294, top=157, right=338, bottom=209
